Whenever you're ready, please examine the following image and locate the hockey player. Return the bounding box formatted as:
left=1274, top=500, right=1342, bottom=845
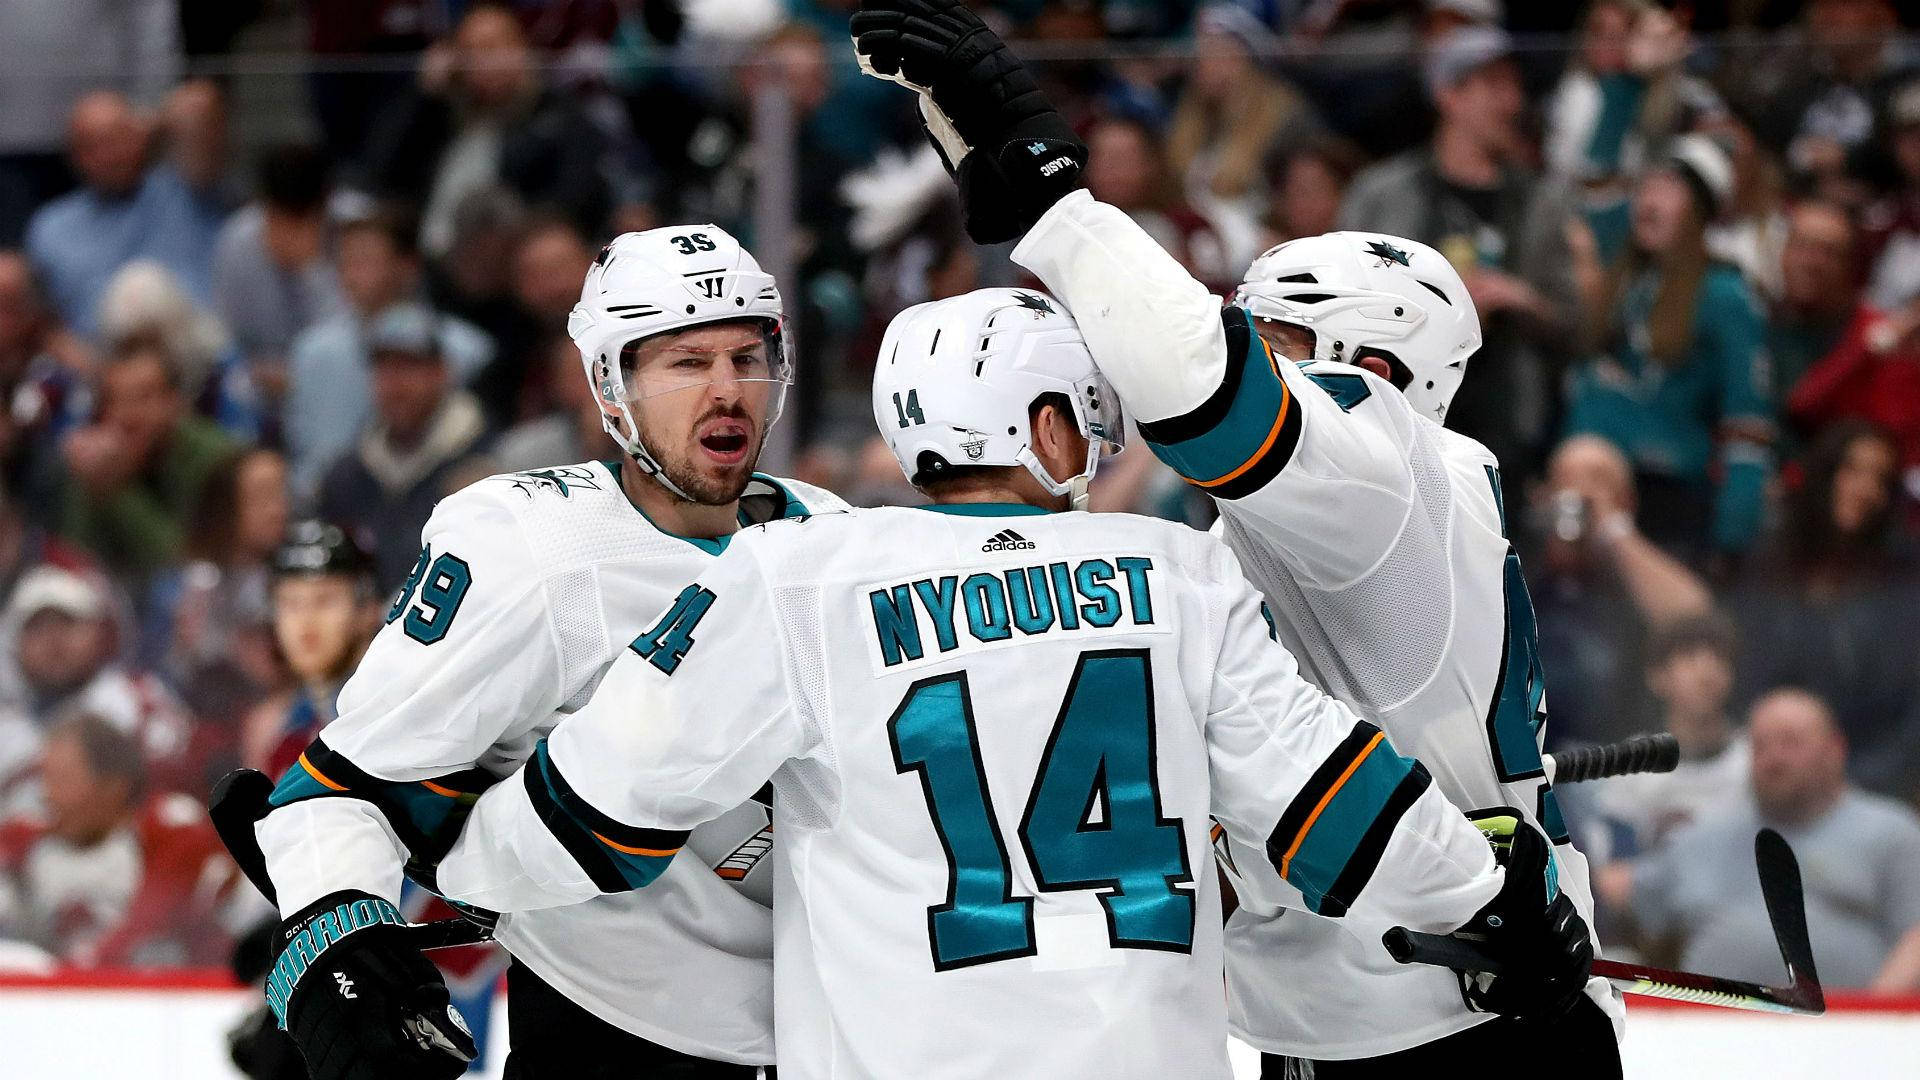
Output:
left=424, top=287, right=1592, bottom=1078
left=240, top=225, right=843, bottom=1080
left=846, top=2, right=1623, bottom=1073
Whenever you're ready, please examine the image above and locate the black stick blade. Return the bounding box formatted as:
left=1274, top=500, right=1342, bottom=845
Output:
left=208, top=768, right=279, bottom=905
left=1754, top=828, right=1825, bottom=1015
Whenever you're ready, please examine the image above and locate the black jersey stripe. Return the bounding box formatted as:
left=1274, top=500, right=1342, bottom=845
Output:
left=1316, top=763, right=1434, bottom=919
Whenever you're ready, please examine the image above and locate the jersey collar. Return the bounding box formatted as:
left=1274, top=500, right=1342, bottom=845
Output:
left=597, top=460, right=809, bottom=554
left=915, top=502, right=1053, bottom=517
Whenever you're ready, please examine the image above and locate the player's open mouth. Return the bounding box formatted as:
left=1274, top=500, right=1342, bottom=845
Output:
left=697, top=421, right=751, bottom=464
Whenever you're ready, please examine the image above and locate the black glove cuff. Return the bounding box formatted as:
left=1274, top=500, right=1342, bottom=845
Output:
left=266, top=890, right=407, bottom=1029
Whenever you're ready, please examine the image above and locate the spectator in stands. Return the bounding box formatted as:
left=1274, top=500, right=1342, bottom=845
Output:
left=361, top=2, right=613, bottom=255
left=1085, top=115, right=1234, bottom=291
left=141, top=449, right=288, bottom=697
left=1778, top=201, right=1920, bottom=472
left=316, top=304, right=493, bottom=589
left=1527, top=435, right=1714, bottom=746
left=1746, top=0, right=1910, bottom=192
left=1619, top=688, right=1920, bottom=990
left=1729, top=420, right=1920, bottom=792
left=97, top=261, right=260, bottom=440
left=284, top=209, right=490, bottom=498
left=0, top=251, right=93, bottom=506
left=57, top=338, right=236, bottom=579
left=1863, top=76, right=1920, bottom=313
left=0, top=0, right=181, bottom=245
left=1593, top=613, right=1751, bottom=860
left=0, top=491, right=98, bottom=776
left=1773, top=199, right=1872, bottom=396
left=159, top=78, right=239, bottom=208
left=492, top=336, right=604, bottom=473
left=23, top=91, right=227, bottom=337
left=6, top=568, right=192, bottom=792
left=210, top=144, right=348, bottom=418
left=240, top=521, right=380, bottom=777
left=1701, top=103, right=1793, bottom=303
left=1340, top=25, right=1580, bottom=482
left=1565, top=134, right=1774, bottom=565
left=1544, top=0, right=1724, bottom=263
left=1167, top=4, right=1317, bottom=269
left=0, top=711, right=239, bottom=967
left=1258, top=135, right=1364, bottom=250
left=471, top=218, right=595, bottom=428
left=425, top=186, right=533, bottom=383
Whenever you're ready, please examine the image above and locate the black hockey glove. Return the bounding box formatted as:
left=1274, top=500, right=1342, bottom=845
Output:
left=267, top=890, right=475, bottom=1080
left=1449, top=815, right=1594, bottom=1021
left=851, top=0, right=1085, bottom=244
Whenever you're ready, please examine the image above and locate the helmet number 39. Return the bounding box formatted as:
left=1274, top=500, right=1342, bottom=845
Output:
left=670, top=233, right=718, bottom=255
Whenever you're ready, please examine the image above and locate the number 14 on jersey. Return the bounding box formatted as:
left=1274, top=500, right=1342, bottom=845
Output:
left=888, top=648, right=1195, bottom=970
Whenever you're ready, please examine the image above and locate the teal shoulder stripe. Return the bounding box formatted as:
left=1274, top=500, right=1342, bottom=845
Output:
left=525, top=741, right=683, bottom=893
left=268, top=764, right=335, bottom=807
left=265, top=740, right=493, bottom=862
left=1284, top=741, right=1417, bottom=912
left=1136, top=309, right=1301, bottom=501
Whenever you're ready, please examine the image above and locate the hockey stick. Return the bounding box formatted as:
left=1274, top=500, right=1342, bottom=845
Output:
left=1382, top=829, right=1824, bottom=1015
left=209, top=769, right=496, bottom=952
left=1543, top=733, right=1680, bottom=785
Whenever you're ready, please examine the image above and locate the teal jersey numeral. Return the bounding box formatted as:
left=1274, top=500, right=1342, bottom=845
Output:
left=631, top=584, right=718, bottom=674
left=888, top=649, right=1193, bottom=970
left=1019, top=650, right=1194, bottom=950
left=888, top=672, right=1034, bottom=970
left=1483, top=468, right=1569, bottom=842
left=388, top=547, right=471, bottom=645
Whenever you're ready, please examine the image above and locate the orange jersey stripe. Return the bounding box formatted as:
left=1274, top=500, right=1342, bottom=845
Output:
left=1279, top=731, right=1386, bottom=880
left=298, top=753, right=347, bottom=791
left=419, top=780, right=462, bottom=798
left=1191, top=365, right=1294, bottom=489
left=592, top=831, right=680, bottom=858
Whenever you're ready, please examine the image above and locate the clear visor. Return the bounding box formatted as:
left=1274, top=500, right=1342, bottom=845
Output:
left=613, top=321, right=793, bottom=406
left=1083, top=376, right=1127, bottom=456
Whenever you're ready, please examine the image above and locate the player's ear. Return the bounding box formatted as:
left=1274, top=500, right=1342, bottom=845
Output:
left=1032, top=400, right=1085, bottom=484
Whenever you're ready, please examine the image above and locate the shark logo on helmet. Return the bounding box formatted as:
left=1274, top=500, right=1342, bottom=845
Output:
left=1366, top=240, right=1412, bottom=268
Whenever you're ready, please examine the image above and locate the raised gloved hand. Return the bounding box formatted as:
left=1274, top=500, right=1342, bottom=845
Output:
left=1450, top=815, right=1594, bottom=1020
left=267, top=890, right=475, bottom=1080
left=851, top=0, right=1085, bottom=244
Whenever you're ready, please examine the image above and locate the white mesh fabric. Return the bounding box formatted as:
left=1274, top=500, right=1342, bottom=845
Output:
left=494, top=468, right=692, bottom=574
left=550, top=566, right=612, bottom=712
left=1221, top=422, right=1455, bottom=714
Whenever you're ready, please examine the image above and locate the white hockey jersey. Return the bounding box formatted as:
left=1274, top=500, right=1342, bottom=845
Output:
left=255, top=462, right=841, bottom=1064
left=435, top=504, right=1504, bottom=1079
left=1014, top=191, right=1622, bottom=1058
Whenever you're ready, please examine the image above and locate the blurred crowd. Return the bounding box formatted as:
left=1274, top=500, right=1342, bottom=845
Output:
left=1, top=0, right=1919, bottom=994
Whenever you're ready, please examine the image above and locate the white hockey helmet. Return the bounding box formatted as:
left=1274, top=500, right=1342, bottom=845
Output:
left=872, top=288, right=1123, bottom=510
left=568, top=224, right=793, bottom=499
left=1232, top=232, right=1481, bottom=424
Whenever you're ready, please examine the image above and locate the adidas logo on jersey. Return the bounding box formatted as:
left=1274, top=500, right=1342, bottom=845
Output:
left=982, top=530, right=1035, bottom=553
